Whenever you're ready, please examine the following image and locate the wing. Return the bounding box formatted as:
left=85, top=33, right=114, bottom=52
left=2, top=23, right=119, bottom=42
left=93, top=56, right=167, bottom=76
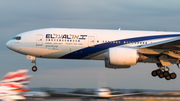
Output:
left=59, top=93, right=99, bottom=97
left=138, top=37, right=180, bottom=67
left=140, top=37, right=180, bottom=49
left=110, top=93, right=144, bottom=97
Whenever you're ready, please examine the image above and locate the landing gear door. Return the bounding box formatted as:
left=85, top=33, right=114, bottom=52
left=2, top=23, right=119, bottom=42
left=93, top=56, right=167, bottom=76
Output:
left=36, top=34, right=43, bottom=46
left=88, top=36, right=95, bottom=47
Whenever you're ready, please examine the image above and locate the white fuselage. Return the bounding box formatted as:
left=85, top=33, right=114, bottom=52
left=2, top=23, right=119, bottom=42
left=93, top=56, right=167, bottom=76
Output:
left=6, top=28, right=180, bottom=62
left=94, top=88, right=111, bottom=98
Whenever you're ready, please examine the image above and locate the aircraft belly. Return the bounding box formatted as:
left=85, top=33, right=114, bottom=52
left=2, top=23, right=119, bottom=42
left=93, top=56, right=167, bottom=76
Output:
left=83, top=49, right=108, bottom=60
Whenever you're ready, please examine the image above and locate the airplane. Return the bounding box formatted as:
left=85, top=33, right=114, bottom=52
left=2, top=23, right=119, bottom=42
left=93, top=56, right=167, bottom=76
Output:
left=23, top=91, right=49, bottom=98
left=0, top=69, right=49, bottom=101
left=0, top=69, right=31, bottom=101
left=6, top=28, right=180, bottom=80
left=22, top=91, right=49, bottom=101
left=59, top=87, right=144, bottom=101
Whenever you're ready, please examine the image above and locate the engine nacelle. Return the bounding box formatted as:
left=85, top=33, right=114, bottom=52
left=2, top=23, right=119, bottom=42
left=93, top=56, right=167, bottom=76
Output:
left=108, top=47, right=139, bottom=66
left=105, top=60, right=130, bottom=69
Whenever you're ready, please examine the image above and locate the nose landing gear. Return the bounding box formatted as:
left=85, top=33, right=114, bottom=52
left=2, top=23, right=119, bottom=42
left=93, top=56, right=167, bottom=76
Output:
left=32, top=66, right=38, bottom=72
left=27, top=55, right=38, bottom=72
left=31, top=59, right=37, bottom=72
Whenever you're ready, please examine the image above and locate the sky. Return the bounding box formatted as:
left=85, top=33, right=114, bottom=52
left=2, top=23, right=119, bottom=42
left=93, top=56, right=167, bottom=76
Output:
left=1, top=0, right=180, bottom=90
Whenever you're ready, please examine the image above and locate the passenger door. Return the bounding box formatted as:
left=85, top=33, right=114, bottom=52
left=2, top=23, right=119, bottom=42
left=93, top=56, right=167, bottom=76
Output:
left=88, top=36, right=95, bottom=47
left=36, top=34, right=43, bottom=46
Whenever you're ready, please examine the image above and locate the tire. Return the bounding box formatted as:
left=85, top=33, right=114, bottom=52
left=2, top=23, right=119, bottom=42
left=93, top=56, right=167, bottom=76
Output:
left=151, top=70, right=157, bottom=77
left=165, top=75, right=171, bottom=80
left=158, top=73, right=164, bottom=78
left=156, top=69, right=162, bottom=75
left=170, top=73, right=177, bottom=79
left=32, top=66, right=38, bottom=72
left=163, top=71, right=169, bottom=77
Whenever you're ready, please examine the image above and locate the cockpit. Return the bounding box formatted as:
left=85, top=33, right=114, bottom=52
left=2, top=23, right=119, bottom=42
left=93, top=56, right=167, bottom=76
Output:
left=12, top=36, right=21, bottom=40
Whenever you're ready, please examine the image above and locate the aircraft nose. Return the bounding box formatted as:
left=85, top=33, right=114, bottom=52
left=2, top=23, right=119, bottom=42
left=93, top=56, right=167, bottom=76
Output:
left=6, top=40, right=12, bottom=49
left=6, top=40, right=22, bottom=52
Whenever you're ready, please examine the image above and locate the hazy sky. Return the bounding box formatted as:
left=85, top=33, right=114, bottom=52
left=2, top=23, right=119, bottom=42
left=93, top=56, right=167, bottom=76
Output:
left=1, top=0, right=180, bottom=90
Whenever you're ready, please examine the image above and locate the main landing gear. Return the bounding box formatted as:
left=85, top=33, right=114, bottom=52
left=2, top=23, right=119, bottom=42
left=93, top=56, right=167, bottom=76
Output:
left=151, top=67, right=177, bottom=80
left=27, top=55, right=38, bottom=72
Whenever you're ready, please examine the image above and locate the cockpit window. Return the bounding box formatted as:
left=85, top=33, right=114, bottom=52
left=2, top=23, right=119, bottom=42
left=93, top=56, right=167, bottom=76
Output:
left=12, top=36, right=21, bottom=40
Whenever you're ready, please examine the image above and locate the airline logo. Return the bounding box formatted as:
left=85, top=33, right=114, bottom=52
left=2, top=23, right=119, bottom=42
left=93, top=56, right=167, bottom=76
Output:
left=0, top=92, right=9, bottom=95
left=0, top=83, right=23, bottom=89
left=46, top=34, right=87, bottom=40
left=1, top=70, right=28, bottom=83
left=0, top=70, right=31, bottom=91
left=13, top=76, right=31, bottom=83
left=14, top=88, right=29, bottom=92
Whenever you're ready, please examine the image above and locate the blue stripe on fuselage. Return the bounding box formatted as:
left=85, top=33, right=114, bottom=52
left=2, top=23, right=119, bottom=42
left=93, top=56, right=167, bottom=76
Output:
left=60, top=34, right=180, bottom=59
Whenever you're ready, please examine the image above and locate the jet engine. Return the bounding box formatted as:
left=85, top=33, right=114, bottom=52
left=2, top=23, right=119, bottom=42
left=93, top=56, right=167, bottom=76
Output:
left=106, top=47, right=139, bottom=68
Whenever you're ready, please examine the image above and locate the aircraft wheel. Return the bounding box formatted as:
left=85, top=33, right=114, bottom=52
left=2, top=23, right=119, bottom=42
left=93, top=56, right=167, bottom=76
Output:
left=170, top=73, right=177, bottom=79
left=156, top=69, right=162, bottom=75
left=151, top=70, right=157, bottom=77
left=165, top=75, right=171, bottom=80
left=32, top=66, right=38, bottom=72
left=158, top=73, right=164, bottom=78
left=163, top=71, right=169, bottom=77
